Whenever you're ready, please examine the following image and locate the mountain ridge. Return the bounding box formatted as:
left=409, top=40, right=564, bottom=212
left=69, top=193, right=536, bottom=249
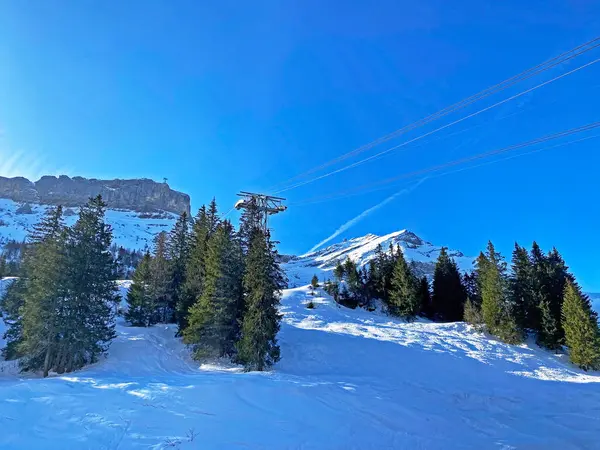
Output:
left=0, top=175, right=190, bottom=215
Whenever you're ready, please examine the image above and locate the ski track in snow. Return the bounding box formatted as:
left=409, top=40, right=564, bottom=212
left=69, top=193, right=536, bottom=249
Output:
left=1, top=281, right=600, bottom=449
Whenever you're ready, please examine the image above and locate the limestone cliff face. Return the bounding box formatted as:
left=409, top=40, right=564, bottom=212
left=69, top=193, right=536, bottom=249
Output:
left=0, top=175, right=190, bottom=215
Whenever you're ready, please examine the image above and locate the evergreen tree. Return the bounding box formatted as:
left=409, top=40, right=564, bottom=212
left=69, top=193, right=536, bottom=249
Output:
left=0, top=278, right=26, bottom=360
left=388, top=248, right=418, bottom=320
left=463, top=271, right=481, bottom=308
left=463, top=298, right=484, bottom=328
left=561, top=280, right=600, bottom=370
left=478, top=243, right=506, bottom=334
left=537, top=299, right=561, bottom=350
left=236, top=229, right=285, bottom=371
left=184, top=221, right=244, bottom=358
left=417, top=276, right=432, bottom=319
left=333, top=261, right=345, bottom=281
left=125, top=252, right=158, bottom=327
left=238, top=197, right=261, bottom=254
left=343, top=259, right=362, bottom=305
left=529, top=241, right=547, bottom=332
left=431, top=247, right=466, bottom=322
left=509, top=243, right=533, bottom=333
left=59, top=196, right=118, bottom=374
left=311, top=274, right=319, bottom=289
left=17, top=206, right=68, bottom=376
left=168, top=212, right=190, bottom=325
left=545, top=248, right=571, bottom=339
left=178, top=206, right=210, bottom=331
left=149, top=231, right=172, bottom=323
left=206, top=198, right=220, bottom=235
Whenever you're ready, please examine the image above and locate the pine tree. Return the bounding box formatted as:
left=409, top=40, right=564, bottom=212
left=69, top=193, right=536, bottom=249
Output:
left=417, top=276, right=432, bottom=319
left=537, top=299, right=561, bottom=350
left=178, top=206, right=210, bottom=331
left=0, top=278, right=26, bottom=360
left=509, top=244, right=533, bottom=333
left=545, top=248, right=570, bottom=339
left=168, top=212, right=190, bottom=325
left=311, top=275, right=319, bottom=289
left=236, top=229, right=285, bottom=371
left=58, top=196, right=118, bottom=374
left=125, top=252, right=158, bottom=327
left=333, top=261, right=345, bottom=281
left=431, top=247, right=466, bottom=322
left=529, top=241, right=547, bottom=332
left=561, top=280, right=600, bottom=370
left=464, top=298, right=484, bottom=328
left=238, top=197, right=261, bottom=254
left=463, top=271, right=481, bottom=308
left=206, top=198, right=220, bottom=235
left=388, top=248, right=418, bottom=320
left=478, top=243, right=506, bottom=334
left=17, top=206, right=68, bottom=376
left=183, top=221, right=244, bottom=358
left=149, top=231, right=172, bottom=323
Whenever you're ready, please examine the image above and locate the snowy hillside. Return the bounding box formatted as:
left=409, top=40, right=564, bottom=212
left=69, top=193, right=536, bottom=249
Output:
left=0, top=199, right=177, bottom=250
left=285, top=229, right=474, bottom=286
left=1, top=280, right=599, bottom=449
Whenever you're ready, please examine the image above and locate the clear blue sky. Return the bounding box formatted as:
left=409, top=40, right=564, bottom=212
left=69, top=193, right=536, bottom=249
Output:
left=1, top=1, right=600, bottom=290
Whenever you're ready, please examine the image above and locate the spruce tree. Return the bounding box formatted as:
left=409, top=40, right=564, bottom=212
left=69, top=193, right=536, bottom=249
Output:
left=125, top=252, right=158, bottom=327
left=59, top=196, right=118, bottom=373
left=311, top=275, right=319, bottom=289
left=168, top=212, right=190, bottom=324
left=184, top=221, right=244, bottom=358
left=537, top=299, right=561, bottom=350
left=417, top=276, right=432, bottom=319
left=478, top=243, right=506, bottom=334
left=178, top=206, right=210, bottom=331
left=0, top=278, right=26, bottom=360
left=388, top=248, right=418, bottom=320
left=237, top=229, right=285, bottom=371
left=238, top=197, right=261, bottom=254
left=463, top=271, right=481, bottom=308
left=561, top=280, right=600, bottom=370
left=529, top=241, right=548, bottom=332
left=149, top=231, right=172, bottom=323
left=18, top=206, right=68, bottom=376
left=431, top=247, right=466, bottom=322
left=509, top=243, right=533, bottom=333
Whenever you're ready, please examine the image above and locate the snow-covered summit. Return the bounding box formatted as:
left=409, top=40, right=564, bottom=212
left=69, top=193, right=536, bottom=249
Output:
left=286, top=229, right=474, bottom=286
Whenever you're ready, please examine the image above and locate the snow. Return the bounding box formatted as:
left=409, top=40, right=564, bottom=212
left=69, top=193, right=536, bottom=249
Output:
left=1, top=278, right=600, bottom=449
left=286, top=229, right=474, bottom=286
left=0, top=199, right=177, bottom=251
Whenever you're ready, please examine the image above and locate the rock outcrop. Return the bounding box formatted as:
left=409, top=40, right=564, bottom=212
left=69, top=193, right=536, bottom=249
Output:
left=0, top=175, right=190, bottom=215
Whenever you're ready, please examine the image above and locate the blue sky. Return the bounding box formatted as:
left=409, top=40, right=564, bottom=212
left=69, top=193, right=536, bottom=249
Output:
left=1, top=1, right=600, bottom=290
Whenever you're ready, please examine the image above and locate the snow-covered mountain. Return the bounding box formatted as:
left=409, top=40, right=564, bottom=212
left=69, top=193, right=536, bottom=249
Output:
left=0, top=198, right=177, bottom=251
left=285, top=229, right=474, bottom=286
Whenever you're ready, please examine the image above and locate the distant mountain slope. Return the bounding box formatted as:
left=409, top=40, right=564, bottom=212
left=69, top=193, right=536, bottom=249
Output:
left=285, top=230, right=474, bottom=286
left=0, top=198, right=176, bottom=251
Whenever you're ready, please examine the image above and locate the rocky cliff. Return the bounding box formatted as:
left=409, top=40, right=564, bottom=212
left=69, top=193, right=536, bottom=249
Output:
left=0, top=175, right=190, bottom=215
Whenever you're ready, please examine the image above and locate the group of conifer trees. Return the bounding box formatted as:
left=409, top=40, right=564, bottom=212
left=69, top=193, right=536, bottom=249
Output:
left=0, top=196, right=119, bottom=377
left=124, top=199, right=286, bottom=371
left=323, top=241, right=600, bottom=370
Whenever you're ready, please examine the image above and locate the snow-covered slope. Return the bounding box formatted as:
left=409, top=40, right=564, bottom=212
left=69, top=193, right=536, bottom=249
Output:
left=0, top=199, right=177, bottom=250
left=285, top=229, right=474, bottom=286
left=1, top=280, right=599, bottom=449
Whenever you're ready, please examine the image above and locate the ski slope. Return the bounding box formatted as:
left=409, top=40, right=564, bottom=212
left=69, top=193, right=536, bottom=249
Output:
left=1, top=280, right=600, bottom=449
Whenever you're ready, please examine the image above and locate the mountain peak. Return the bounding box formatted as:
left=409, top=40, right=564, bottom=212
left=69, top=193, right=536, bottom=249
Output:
left=287, top=229, right=473, bottom=286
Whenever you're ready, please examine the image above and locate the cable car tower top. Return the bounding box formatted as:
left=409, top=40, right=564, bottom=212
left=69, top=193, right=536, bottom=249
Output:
left=234, top=191, right=287, bottom=232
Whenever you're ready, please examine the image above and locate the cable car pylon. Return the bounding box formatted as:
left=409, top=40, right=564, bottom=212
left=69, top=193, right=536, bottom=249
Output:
left=234, top=191, right=287, bottom=232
